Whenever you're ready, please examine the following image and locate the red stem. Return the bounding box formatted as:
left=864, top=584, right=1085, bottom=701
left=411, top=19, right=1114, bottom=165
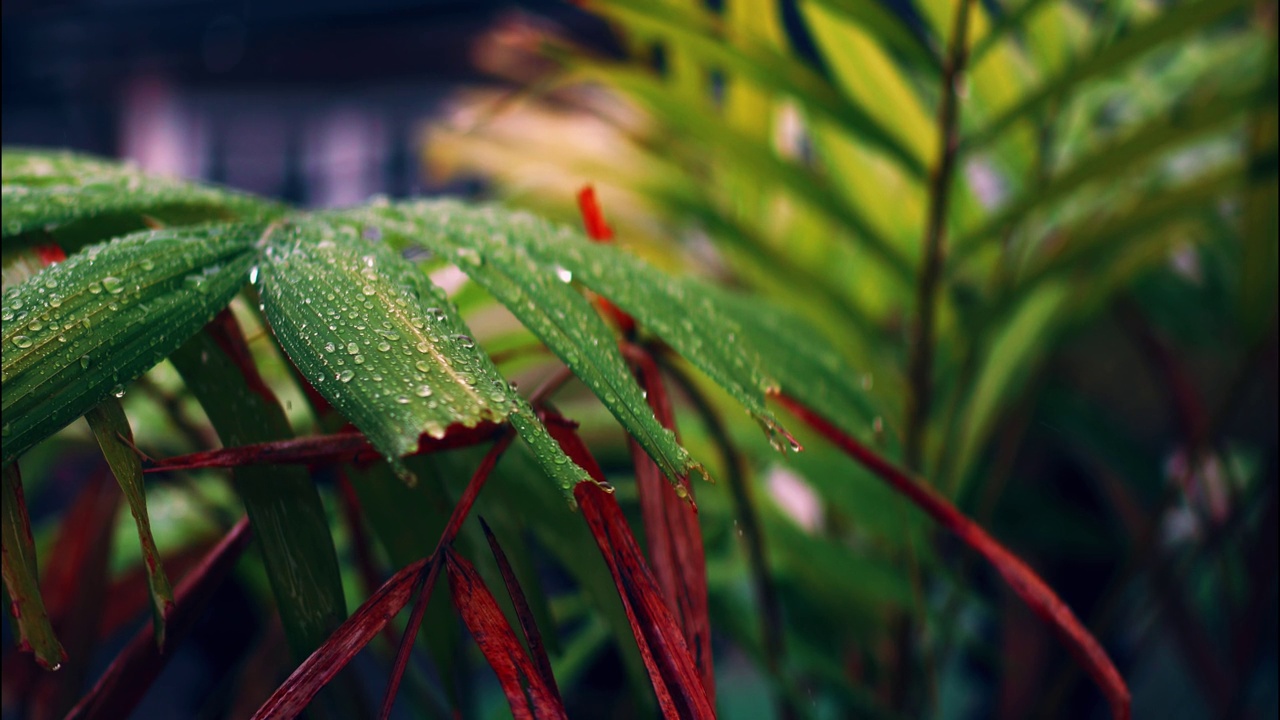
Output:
left=774, top=394, right=1131, bottom=720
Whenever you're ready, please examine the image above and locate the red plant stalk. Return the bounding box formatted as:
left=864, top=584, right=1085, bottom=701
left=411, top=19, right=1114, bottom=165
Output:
left=540, top=410, right=715, bottom=719
left=251, top=557, right=427, bottom=720
left=773, top=394, right=1131, bottom=720
left=623, top=342, right=715, bottom=700
left=66, top=517, right=253, bottom=720
left=576, top=185, right=637, bottom=336
left=444, top=548, right=568, bottom=719
left=378, top=428, right=517, bottom=720
left=479, top=517, right=562, bottom=702
left=143, top=422, right=504, bottom=473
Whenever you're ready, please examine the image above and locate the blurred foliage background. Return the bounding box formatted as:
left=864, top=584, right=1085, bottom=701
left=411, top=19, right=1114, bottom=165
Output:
left=423, top=0, right=1278, bottom=717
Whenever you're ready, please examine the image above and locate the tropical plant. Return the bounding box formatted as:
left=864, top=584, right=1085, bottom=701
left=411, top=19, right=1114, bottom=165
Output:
left=420, top=0, right=1279, bottom=716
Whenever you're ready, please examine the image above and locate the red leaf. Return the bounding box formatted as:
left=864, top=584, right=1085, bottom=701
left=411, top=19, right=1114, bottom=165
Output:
left=775, top=394, right=1131, bottom=720
left=541, top=410, right=715, bottom=719
left=251, top=557, right=428, bottom=720
left=576, top=185, right=614, bottom=241
left=4, top=472, right=119, bottom=719
left=479, top=517, right=562, bottom=703
left=34, top=243, right=67, bottom=266
left=143, top=422, right=503, bottom=473
left=378, top=428, right=517, bottom=720
left=575, top=185, right=636, bottom=336
left=624, top=343, right=714, bottom=700
left=66, top=517, right=253, bottom=720
left=444, top=548, right=568, bottom=719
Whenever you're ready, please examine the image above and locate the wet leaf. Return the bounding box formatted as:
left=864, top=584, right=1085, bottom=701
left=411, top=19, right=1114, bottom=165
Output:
left=342, top=204, right=700, bottom=490
left=1, top=149, right=278, bottom=249
left=257, top=219, right=520, bottom=483
left=1, top=224, right=260, bottom=464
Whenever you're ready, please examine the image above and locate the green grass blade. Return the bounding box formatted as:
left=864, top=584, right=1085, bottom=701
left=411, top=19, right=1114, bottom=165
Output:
left=344, top=205, right=701, bottom=489
left=168, top=323, right=349, bottom=668
left=1, top=150, right=279, bottom=246
left=1, top=224, right=259, bottom=464
left=1, top=462, right=65, bottom=669
left=964, top=0, right=1253, bottom=152
left=85, top=398, right=175, bottom=646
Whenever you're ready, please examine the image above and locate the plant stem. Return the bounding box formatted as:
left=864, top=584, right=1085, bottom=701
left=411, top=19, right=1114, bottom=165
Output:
left=899, top=2, right=975, bottom=712
left=905, top=0, right=975, bottom=474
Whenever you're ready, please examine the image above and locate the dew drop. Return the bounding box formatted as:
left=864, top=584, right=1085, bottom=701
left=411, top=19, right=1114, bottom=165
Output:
left=555, top=266, right=573, bottom=283
left=80, top=355, right=91, bottom=370
left=354, top=354, right=365, bottom=364
left=452, top=334, right=475, bottom=349
left=346, top=343, right=359, bottom=355
left=102, top=277, right=124, bottom=294
left=111, top=384, right=126, bottom=398
left=338, top=369, right=355, bottom=383
left=416, top=384, right=433, bottom=397
left=396, top=396, right=410, bottom=405
left=361, top=285, right=376, bottom=296
left=415, top=360, right=431, bottom=373
left=377, top=341, right=391, bottom=352
left=324, top=342, right=336, bottom=353
left=12, top=335, right=32, bottom=349
left=1, top=309, right=12, bottom=321
left=140, top=258, right=156, bottom=271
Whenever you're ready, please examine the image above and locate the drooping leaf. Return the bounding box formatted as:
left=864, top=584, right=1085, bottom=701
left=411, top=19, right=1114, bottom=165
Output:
left=371, top=200, right=795, bottom=453
left=0, top=463, right=65, bottom=669
left=1, top=149, right=279, bottom=250
left=252, top=557, right=426, bottom=720
left=85, top=398, right=175, bottom=646
left=168, top=313, right=350, bottom=671
left=254, top=218, right=595, bottom=495
left=478, top=516, right=562, bottom=702
left=775, top=395, right=1131, bottom=720
left=65, top=517, right=253, bottom=720
left=443, top=548, right=569, bottom=720
left=625, top=345, right=714, bottom=699
left=340, top=205, right=700, bottom=490
left=541, top=410, right=715, bottom=719
left=1, top=224, right=259, bottom=464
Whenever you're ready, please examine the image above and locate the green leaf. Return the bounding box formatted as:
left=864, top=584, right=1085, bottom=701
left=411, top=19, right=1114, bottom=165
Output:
left=256, top=218, right=588, bottom=496
left=586, top=0, right=928, bottom=179
left=1, top=150, right=279, bottom=247
left=964, top=0, right=1253, bottom=152
left=1, top=224, right=260, bottom=464
left=378, top=201, right=795, bottom=452
left=1, top=462, right=65, bottom=669
left=563, top=64, right=914, bottom=282
left=800, top=0, right=939, bottom=71
left=85, top=398, right=175, bottom=646
left=954, top=80, right=1273, bottom=261
left=339, top=207, right=701, bottom=489
left=257, top=220, right=519, bottom=480
left=168, top=325, right=350, bottom=669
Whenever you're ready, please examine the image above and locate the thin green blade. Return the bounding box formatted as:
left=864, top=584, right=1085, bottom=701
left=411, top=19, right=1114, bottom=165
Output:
left=1, top=463, right=65, bottom=669
left=84, top=398, right=176, bottom=647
